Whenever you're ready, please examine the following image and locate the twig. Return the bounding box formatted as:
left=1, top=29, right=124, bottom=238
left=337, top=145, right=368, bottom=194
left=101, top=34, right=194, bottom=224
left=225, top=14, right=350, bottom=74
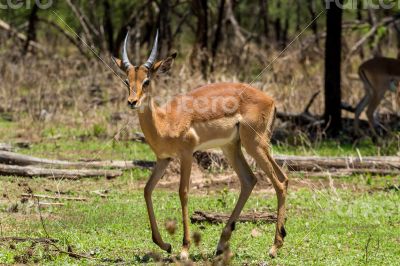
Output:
left=303, top=91, right=321, bottom=114
left=21, top=193, right=87, bottom=202
left=90, top=190, right=109, bottom=198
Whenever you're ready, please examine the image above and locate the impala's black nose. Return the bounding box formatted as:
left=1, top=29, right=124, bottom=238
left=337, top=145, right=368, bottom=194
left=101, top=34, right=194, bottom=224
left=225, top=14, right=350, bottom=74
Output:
left=128, top=100, right=138, bottom=108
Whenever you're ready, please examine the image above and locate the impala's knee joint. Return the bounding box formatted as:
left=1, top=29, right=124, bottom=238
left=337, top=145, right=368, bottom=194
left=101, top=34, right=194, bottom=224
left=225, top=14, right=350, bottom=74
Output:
left=144, top=186, right=152, bottom=199
left=182, top=238, right=190, bottom=247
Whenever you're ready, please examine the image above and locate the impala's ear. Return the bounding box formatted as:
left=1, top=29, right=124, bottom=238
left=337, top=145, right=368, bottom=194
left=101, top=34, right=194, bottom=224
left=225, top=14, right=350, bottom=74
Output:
left=111, top=56, right=124, bottom=70
left=152, top=52, right=177, bottom=74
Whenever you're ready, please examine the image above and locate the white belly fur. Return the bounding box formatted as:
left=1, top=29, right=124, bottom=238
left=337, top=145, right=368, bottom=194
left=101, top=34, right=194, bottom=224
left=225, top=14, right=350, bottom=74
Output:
left=191, top=116, right=240, bottom=151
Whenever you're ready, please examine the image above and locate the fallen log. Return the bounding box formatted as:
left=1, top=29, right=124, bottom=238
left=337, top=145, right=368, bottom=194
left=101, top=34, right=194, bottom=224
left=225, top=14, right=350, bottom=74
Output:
left=21, top=193, right=87, bottom=201
left=0, top=143, right=12, bottom=152
left=0, top=237, right=58, bottom=244
left=194, top=151, right=400, bottom=172
left=190, top=211, right=277, bottom=224
left=293, top=168, right=400, bottom=178
left=0, top=151, right=138, bottom=169
left=274, top=155, right=400, bottom=171
left=0, top=150, right=398, bottom=175
left=0, top=164, right=122, bottom=179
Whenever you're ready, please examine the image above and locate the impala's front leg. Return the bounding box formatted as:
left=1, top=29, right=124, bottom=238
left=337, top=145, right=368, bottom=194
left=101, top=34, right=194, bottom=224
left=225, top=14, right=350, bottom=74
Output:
left=179, top=154, right=193, bottom=260
left=144, top=158, right=171, bottom=252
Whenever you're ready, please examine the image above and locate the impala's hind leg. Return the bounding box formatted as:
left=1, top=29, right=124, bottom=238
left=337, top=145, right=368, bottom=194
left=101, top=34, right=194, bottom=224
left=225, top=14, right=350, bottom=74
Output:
left=240, top=126, right=288, bottom=258
left=216, top=139, right=257, bottom=255
left=354, top=94, right=370, bottom=134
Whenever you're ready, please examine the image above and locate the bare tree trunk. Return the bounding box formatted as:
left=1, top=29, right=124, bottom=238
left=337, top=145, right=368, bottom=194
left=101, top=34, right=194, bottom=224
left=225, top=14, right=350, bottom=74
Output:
left=190, top=0, right=209, bottom=79
left=259, top=0, right=269, bottom=39
left=274, top=1, right=282, bottom=47
left=356, top=0, right=363, bottom=21
left=225, top=0, right=246, bottom=44
left=211, top=0, right=225, bottom=72
left=158, top=0, right=173, bottom=58
left=395, top=21, right=400, bottom=59
left=307, top=0, right=319, bottom=46
left=23, top=2, right=39, bottom=55
left=103, top=0, right=114, bottom=53
left=295, top=0, right=301, bottom=31
left=281, top=14, right=289, bottom=48
left=357, top=0, right=365, bottom=59
left=324, top=0, right=343, bottom=136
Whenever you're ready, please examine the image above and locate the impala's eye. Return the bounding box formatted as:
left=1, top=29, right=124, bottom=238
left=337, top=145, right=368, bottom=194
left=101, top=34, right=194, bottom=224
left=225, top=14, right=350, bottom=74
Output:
left=143, top=79, right=150, bottom=87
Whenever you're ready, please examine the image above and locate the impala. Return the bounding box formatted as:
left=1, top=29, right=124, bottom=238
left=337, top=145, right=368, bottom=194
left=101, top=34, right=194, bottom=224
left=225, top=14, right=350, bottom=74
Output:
left=112, top=31, right=288, bottom=260
left=355, top=57, right=400, bottom=134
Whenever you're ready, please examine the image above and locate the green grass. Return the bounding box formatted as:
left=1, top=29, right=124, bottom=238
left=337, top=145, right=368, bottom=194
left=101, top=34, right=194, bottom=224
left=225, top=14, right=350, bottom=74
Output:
left=273, top=138, right=399, bottom=157
left=1, top=183, right=399, bottom=265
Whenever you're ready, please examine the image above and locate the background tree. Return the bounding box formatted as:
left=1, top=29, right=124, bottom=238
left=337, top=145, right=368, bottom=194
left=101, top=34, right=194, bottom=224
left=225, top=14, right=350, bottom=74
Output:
left=324, top=0, right=343, bottom=136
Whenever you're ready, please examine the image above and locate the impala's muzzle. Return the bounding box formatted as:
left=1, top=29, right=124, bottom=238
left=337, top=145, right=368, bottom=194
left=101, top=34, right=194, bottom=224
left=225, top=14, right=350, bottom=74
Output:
left=128, top=97, right=139, bottom=109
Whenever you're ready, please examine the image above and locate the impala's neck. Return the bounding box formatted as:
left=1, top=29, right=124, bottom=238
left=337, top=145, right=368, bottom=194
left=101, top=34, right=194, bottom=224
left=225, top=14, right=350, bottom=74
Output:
left=138, top=95, right=162, bottom=149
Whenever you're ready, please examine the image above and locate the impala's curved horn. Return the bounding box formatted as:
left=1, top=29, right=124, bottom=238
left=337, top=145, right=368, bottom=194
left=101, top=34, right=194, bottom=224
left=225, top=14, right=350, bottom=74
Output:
left=122, top=32, right=132, bottom=70
left=144, top=30, right=159, bottom=69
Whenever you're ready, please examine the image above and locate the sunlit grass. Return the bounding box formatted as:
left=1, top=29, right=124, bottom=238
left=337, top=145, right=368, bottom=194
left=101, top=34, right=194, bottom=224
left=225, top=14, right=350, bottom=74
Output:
left=1, top=186, right=398, bottom=265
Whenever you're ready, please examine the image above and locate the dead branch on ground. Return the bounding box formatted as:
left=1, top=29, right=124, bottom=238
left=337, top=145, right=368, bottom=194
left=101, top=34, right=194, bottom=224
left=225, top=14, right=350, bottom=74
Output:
left=190, top=211, right=277, bottom=224
left=0, top=164, right=122, bottom=179
left=0, top=150, right=138, bottom=169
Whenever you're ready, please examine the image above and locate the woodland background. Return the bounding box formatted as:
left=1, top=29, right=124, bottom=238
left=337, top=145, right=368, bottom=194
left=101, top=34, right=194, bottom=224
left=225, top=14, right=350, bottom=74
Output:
left=0, top=1, right=399, bottom=265
left=0, top=0, right=398, bottom=141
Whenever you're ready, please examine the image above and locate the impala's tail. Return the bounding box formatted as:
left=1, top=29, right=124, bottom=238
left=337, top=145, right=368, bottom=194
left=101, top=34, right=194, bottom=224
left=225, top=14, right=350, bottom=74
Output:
left=267, top=105, right=277, bottom=140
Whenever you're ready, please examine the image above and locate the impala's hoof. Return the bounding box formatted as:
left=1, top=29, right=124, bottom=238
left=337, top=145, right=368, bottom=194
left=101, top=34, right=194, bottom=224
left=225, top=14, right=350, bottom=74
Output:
left=180, top=249, right=189, bottom=260
left=164, top=243, right=172, bottom=254
left=215, top=249, right=223, bottom=256
left=268, top=246, right=277, bottom=258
